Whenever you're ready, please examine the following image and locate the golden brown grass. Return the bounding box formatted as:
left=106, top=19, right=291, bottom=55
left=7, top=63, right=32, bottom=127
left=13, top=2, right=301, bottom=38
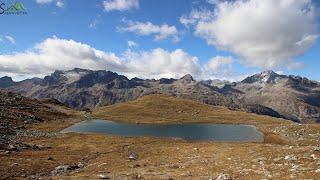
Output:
left=2, top=94, right=320, bottom=179
left=93, top=94, right=290, bottom=126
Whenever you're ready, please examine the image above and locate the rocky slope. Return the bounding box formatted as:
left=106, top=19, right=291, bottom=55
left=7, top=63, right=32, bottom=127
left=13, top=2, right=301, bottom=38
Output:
left=2, top=68, right=319, bottom=122
left=1, top=68, right=283, bottom=119
left=0, top=76, right=18, bottom=88
left=0, top=91, right=72, bottom=151
left=220, top=71, right=320, bottom=122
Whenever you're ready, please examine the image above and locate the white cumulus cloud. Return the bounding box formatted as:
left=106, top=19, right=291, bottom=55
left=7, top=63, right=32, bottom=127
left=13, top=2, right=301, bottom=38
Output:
left=0, top=37, right=202, bottom=80
left=124, top=48, right=202, bottom=79
left=103, top=0, right=139, bottom=12
left=35, top=0, right=53, bottom=4
left=35, top=0, right=64, bottom=8
left=206, top=0, right=223, bottom=5
left=5, top=36, right=15, bottom=45
left=180, top=9, right=214, bottom=27
left=187, top=0, right=318, bottom=70
left=56, top=0, right=64, bottom=8
left=205, top=56, right=234, bottom=75
left=118, top=19, right=181, bottom=42
left=127, top=40, right=138, bottom=48
left=0, top=37, right=124, bottom=76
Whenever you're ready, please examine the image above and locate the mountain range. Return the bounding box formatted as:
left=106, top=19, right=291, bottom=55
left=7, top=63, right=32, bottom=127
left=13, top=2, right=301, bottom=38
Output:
left=1, top=68, right=319, bottom=123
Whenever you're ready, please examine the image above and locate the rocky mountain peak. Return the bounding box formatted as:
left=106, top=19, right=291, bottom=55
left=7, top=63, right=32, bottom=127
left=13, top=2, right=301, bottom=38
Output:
left=41, top=68, right=129, bottom=87
left=202, top=79, right=232, bottom=89
left=261, top=70, right=277, bottom=76
left=242, top=70, right=284, bottom=84
left=42, top=70, right=68, bottom=86
left=0, top=76, right=16, bottom=88
left=69, top=68, right=92, bottom=73
left=74, top=70, right=131, bottom=88
left=179, top=74, right=195, bottom=83
left=0, top=76, right=14, bottom=82
left=264, top=70, right=275, bottom=74
left=159, top=78, right=176, bottom=84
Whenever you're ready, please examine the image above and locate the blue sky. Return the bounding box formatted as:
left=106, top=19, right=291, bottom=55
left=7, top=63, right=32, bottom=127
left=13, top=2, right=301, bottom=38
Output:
left=0, top=0, right=319, bottom=81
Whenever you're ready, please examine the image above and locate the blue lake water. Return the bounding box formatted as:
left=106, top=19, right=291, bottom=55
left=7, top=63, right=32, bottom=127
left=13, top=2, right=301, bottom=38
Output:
left=62, top=120, right=264, bottom=142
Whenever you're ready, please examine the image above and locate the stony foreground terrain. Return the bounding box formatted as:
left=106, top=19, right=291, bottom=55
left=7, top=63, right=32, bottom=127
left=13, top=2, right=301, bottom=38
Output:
left=0, top=91, right=73, bottom=149
left=1, top=93, right=320, bottom=179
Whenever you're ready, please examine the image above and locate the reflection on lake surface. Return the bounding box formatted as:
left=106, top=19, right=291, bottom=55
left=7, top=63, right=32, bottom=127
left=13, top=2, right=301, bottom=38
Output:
left=62, top=120, right=264, bottom=142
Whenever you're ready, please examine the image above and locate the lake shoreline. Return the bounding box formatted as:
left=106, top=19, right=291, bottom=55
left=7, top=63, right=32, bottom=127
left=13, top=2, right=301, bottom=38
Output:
left=61, top=119, right=264, bottom=142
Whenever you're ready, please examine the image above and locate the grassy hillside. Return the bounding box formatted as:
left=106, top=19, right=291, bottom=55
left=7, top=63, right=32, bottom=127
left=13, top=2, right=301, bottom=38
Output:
left=93, top=94, right=290, bottom=125
left=3, top=93, right=320, bottom=179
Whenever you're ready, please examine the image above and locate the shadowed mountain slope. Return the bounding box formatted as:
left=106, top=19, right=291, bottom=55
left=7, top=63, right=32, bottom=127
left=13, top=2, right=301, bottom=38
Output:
left=2, top=68, right=319, bottom=122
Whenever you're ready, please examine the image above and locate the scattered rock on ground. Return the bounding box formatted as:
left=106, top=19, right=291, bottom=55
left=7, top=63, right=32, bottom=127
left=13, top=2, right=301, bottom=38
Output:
left=129, top=152, right=139, bottom=161
left=51, top=164, right=82, bottom=176
left=284, top=155, right=298, bottom=161
left=97, top=174, right=110, bottom=179
left=252, top=157, right=267, bottom=163
left=216, top=173, right=233, bottom=180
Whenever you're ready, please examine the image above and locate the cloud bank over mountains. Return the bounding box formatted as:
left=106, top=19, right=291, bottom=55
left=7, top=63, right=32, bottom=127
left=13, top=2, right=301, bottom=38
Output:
left=0, top=37, right=204, bottom=80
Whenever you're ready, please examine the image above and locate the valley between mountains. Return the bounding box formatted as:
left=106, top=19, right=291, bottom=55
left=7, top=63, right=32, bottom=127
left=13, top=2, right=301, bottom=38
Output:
left=1, top=69, right=320, bottom=179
